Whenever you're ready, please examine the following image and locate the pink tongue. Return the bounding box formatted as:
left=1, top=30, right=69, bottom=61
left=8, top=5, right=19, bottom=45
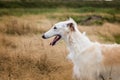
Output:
left=50, top=36, right=59, bottom=46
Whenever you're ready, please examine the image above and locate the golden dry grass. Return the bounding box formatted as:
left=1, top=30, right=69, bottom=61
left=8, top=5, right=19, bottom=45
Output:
left=79, top=23, right=120, bottom=43
left=0, top=34, right=72, bottom=80
left=0, top=15, right=120, bottom=80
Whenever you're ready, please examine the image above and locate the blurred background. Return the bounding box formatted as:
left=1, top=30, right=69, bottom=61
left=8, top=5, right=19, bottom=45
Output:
left=0, top=0, right=120, bottom=80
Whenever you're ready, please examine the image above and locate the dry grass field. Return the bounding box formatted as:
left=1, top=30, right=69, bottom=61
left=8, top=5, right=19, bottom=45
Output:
left=0, top=15, right=120, bottom=80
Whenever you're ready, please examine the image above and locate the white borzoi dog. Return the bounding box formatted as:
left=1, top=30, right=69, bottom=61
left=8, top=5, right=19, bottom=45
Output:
left=42, top=18, right=120, bottom=80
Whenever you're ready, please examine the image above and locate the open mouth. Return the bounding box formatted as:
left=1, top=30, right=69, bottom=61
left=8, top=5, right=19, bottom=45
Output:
left=50, top=35, right=61, bottom=46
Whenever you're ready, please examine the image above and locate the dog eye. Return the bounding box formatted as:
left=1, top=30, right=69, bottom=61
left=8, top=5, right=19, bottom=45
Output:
left=53, top=27, right=57, bottom=29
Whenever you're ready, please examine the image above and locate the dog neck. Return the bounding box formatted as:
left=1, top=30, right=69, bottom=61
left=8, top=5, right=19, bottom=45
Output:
left=64, top=30, right=93, bottom=54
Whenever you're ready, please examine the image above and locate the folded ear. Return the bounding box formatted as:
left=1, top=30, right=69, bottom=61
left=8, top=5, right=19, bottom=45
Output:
left=67, top=23, right=75, bottom=31
left=69, top=17, right=74, bottom=21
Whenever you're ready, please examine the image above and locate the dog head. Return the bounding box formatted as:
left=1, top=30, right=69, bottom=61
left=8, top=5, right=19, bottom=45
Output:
left=42, top=18, right=78, bottom=46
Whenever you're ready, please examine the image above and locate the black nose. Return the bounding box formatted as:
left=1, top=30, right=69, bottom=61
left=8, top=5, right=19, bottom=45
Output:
left=42, top=35, right=46, bottom=39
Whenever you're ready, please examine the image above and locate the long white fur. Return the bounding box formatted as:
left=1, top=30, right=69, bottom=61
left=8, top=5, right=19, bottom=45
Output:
left=43, top=18, right=120, bottom=80
left=65, top=20, right=102, bottom=80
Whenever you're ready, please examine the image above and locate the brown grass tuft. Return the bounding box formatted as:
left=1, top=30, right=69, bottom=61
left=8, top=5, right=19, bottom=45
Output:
left=35, top=54, right=61, bottom=75
left=0, top=16, right=46, bottom=35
